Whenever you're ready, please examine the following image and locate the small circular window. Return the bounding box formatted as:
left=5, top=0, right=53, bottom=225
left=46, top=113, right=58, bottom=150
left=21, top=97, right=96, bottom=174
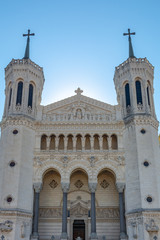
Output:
left=140, top=129, right=146, bottom=134
left=13, top=129, right=18, bottom=135
left=9, top=161, right=16, bottom=167
left=143, top=161, right=149, bottom=167
left=146, top=196, right=153, bottom=203
left=6, top=196, right=13, bottom=203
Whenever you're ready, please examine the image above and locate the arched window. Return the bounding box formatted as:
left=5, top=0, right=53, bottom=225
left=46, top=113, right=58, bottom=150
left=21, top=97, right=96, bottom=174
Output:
left=76, top=134, right=82, bottom=150
left=58, top=135, right=64, bottom=150
left=147, top=86, right=150, bottom=106
left=125, top=83, right=131, bottom=107
left=102, top=134, right=108, bottom=150
left=85, top=135, right=91, bottom=150
left=67, top=135, right=73, bottom=150
left=28, top=84, right=34, bottom=108
left=111, top=134, right=118, bottom=150
left=16, top=81, right=23, bottom=105
left=135, top=80, right=143, bottom=104
left=41, top=135, right=47, bottom=150
left=8, top=88, right=12, bottom=108
left=94, top=134, right=100, bottom=150
left=49, top=135, right=55, bottom=150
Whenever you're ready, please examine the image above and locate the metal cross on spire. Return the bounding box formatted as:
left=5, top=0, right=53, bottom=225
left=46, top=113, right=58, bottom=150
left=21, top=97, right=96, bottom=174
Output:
left=123, top=28, right=136, bottom=58
left=23, top=29, right=35, bottom=59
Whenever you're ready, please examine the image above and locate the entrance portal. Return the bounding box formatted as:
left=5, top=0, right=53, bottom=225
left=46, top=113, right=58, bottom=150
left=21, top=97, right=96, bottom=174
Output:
left=73, top=220, right=85, bottom=240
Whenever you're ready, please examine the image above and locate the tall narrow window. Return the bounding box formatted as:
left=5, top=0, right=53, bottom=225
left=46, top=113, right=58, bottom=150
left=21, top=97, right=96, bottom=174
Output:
left=135, top=80, right=143, bottom=104
left=16, top=81, right=23, bottom=105
left=8, top=88, right=12, bottom=108
left=125, top=83, right=131, bottom=107
left=147, top=86, right=150, bottom=106
left=28, top=84, right=34, bottom=108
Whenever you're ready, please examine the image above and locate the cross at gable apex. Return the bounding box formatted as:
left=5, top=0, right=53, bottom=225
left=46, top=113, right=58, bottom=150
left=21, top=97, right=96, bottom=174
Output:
left=75, top=87, right=83, bottom=95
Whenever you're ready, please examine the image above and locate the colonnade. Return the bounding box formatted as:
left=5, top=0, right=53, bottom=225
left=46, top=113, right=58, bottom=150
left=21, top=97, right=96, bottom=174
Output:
left=41, top=134, right=118, bottom=151
left=31, top=181, right=126, bottom=240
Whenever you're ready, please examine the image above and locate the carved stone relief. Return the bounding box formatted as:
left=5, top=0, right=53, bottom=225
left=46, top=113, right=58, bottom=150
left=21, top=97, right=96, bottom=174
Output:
left=39, top=208, right=62, bottom=218
left=100, top=179, right=109, bottom=189
left=0, top=220, right=13, bottom=232
left=74, top=180, right=84, bottom=189
left=96, top=208, right=119, bottom=219
left=49, top=180, right=58, bottom=189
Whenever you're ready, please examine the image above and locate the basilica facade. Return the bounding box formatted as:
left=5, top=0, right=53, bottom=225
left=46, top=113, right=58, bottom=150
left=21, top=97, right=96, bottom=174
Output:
left=0, top=35, right=160, bottom=240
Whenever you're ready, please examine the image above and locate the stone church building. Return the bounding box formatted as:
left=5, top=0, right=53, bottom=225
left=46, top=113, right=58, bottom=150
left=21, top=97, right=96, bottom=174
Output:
left=0, top=30, right=160, bottom=240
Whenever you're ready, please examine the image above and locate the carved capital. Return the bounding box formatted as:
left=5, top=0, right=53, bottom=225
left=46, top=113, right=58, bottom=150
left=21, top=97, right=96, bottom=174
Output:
left=61, top=182, right=70, bottom=193
left=33, top=182, right=42, bottom=193
left=88, top=182, right=97, bottom=193
left=116, top=182, right=125, bottom=193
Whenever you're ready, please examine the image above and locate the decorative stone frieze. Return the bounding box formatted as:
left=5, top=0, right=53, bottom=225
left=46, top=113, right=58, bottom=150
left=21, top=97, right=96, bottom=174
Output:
left=0, top=220, right=13, bottom=232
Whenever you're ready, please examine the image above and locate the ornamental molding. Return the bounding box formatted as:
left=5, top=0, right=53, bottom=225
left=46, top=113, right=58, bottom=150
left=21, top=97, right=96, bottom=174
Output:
left=124, top=115, right=159, bottom=130
left=33, top=153, right=125, bottom=183
left=0, top=117, right=35, bottom=130
left=0, top=210, right=32, bottom=218
left=34, top=121, right=124, bottom=130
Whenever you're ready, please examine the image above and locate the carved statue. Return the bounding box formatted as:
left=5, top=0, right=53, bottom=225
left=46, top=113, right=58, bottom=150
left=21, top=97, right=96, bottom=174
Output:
left=21, top=222, right=26, bottom=238
left=0, top=220, right=13, bottom=233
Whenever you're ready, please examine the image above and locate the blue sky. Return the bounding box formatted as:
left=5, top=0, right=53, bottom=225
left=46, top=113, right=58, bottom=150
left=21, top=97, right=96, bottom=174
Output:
left=0, top=0, right=160, bottom=132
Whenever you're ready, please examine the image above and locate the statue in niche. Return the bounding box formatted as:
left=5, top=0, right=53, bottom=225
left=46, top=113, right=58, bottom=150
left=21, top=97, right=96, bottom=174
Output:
left=21, top=222, right=26, bottom=238
left=76, top=109, right=82, bottom=119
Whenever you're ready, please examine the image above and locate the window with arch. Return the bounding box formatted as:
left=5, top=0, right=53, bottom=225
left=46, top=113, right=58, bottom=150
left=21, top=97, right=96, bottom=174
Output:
left=28, top=83, right=34, bottom=108
left=147, top=81, right=151, bottom=106
left=85, top=134, right=91, bottom=150
left=41, top=135, right=47, bottom=150
left=8, top=87, right=12, bottom=108
left=49, top=135, right=55, bottom=150
left=58, top=135, right=64, bottom=150
left=76, top=134, right=82, bottom=150
left=135, top=80, right=143, bottom=104
left=94, top=134, right=100, bottom=150
left=16, top=81, right=23, bottom=105
left=102, top=134, right=108, bottom=150
left=67, top=135, right=73, bottom=150
left=111, top=134, right=118, bottom=150
left=125, top=83, right=131, bottom=107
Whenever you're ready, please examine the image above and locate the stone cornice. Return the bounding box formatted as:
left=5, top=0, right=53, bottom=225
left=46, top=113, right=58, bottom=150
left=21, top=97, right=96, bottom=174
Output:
left=123, top=114, right=159, bottom=130
left=0, top=208, right=32, bottom=218
left=0, top=116, right=35, bottom=130
left=34, top=121, right=124, bottom=131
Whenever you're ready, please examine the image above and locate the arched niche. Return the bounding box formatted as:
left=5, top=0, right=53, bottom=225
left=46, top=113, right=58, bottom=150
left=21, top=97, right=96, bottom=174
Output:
left=96, top=169, right=119, bottom=207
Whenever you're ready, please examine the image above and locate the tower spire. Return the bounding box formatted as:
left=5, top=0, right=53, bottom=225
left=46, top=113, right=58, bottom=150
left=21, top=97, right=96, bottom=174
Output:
left=23, top=29, right=35, bottom=59
left=123, top=28, right=136, bottom=58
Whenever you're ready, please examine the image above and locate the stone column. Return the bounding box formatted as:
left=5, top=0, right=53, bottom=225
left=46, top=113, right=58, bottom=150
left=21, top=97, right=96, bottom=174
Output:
left=90, top=136, right=94, bottom=152
left=31, top=182, right=42, bottom=240
left=89, top=183, right=98, bottom=240
left=55, top=136, right=59, bottom=151
left=99, top=136, right=103, bottom=151
left=46, top=136, right=50, bottom=150
left=81, top=136, right=85, bottom=151
left=61, top=182, right=70, bottom=240
left=73, top=136, right=76, bottom=152
left=108, top=136, right=112, bottom=150
left=116, top=183, right=127, bottom=240
left=64, top=136, right=68, bottom=152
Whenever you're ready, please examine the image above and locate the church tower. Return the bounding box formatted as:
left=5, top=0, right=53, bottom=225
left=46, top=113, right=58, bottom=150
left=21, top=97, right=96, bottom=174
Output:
left=0, top=30, right=44, bottom=240
left=114, top=29, right=160, bottom=240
